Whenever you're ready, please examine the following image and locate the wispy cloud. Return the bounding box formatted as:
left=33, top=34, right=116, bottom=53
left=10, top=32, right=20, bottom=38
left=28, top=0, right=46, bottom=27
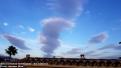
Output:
left=98, top=44, right=121, bottom=50
left=4, top=34, right=30, bottom=50
left=62, top=48, right=82, bottom=58
left=90, top=51, right=121, bottom=59
left=99, top=54, right=121, bottom=59
left=47, top=0, right=86, bottom=19
left=65, top=48, right=81, bottom=55
left=0, top=25, right=8, bottom=35
left=28, top=27, right=35, bottom=32
left=3, top=22, right=8, bottom=26
left=18, top=25, right=25, bottom=29
left=84, top=43, right=121, bottom=59
left=89, top=32, right=108, bottom=44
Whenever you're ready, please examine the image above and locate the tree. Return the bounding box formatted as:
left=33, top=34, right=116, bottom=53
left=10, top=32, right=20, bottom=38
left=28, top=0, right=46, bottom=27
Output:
left=5, top=45, right=17, bottom=58
left=119, top=42, right=121, bottom=44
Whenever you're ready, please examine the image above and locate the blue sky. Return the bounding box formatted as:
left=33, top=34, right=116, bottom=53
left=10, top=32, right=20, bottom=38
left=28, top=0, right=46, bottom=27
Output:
left=0, top=0, right=121, bottom=59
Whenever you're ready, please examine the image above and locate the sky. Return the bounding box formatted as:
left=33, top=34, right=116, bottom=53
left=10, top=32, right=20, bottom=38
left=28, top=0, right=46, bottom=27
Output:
left=0, top=0, right=121, bottom=59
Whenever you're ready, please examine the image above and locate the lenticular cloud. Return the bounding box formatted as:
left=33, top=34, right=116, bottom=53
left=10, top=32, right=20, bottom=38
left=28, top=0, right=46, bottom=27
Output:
left=4, top=34, right=30, bottom=50
left=40, top=17, right=73, bottom=57
left=89, top=32, right=108, bottom=44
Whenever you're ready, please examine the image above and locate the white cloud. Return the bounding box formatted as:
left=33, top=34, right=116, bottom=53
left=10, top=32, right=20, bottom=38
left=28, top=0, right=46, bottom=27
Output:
left=3, top=22, right=8, bottom=26
left=28, top=27, right=35, bottom=32
left=18, top=25, right=25, bottom=29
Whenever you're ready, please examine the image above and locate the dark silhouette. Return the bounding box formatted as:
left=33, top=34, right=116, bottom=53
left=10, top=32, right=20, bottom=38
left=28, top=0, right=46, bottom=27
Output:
left=5, top=45, right=17, bottom=58
left=119, top=42, right=121, bottom=44
left=80, top=54, right=85, bottom=59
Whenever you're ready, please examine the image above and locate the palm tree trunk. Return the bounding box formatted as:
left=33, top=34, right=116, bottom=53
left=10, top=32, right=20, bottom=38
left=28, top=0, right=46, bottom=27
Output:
left=9, top=54, right=12, bottom=62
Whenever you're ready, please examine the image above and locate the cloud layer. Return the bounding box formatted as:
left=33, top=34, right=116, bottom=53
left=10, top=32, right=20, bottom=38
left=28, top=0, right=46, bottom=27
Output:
left=84, top=43, right=121, bottom=59
left=40, top=17, right=73, bottom=57
left=65, top=48, right=81, bottom=55
left=98, top=44, right=121, bottom=50
left=4, top=34, right=30, bottom=50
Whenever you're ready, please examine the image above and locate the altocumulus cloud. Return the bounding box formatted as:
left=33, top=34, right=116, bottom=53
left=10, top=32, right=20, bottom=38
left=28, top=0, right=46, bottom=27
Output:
left=4, top=34, right=30, bottom=50
left=40, top=17, right=74, bottom=57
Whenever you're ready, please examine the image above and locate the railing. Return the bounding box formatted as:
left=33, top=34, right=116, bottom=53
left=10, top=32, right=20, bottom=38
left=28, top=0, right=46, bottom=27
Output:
left=1, top=59, right=121, bottom=67
left=0, top=62, right=121, bottom=68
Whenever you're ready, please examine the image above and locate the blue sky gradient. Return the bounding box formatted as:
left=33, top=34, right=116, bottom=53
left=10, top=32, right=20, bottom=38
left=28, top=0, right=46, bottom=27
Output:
left=0, top=0, right=121, bottom=59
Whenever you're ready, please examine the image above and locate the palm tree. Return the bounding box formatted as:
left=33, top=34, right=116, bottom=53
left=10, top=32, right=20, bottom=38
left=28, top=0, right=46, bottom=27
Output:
left=5, top=45, right=17, bottom=58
